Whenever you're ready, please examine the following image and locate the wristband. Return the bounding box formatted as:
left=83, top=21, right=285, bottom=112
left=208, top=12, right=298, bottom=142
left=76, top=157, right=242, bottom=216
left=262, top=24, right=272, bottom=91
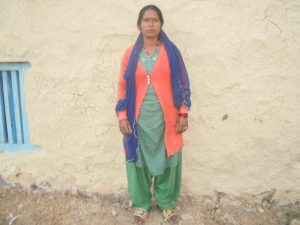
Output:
left=179, top=113, right=188, bottom=118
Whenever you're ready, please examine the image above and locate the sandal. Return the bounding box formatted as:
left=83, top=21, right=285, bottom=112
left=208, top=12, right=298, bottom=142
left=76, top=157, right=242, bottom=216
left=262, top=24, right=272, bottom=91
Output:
left=132, top=208, right=149, bottom=225
left=158, top=206, right=179, bottom=224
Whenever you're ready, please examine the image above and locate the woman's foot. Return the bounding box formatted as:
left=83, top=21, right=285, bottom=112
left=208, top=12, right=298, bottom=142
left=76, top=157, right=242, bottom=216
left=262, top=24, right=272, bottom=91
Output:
left=132, top=208, right=149, bottom=224
left=158, top=206, right=179, bottom=224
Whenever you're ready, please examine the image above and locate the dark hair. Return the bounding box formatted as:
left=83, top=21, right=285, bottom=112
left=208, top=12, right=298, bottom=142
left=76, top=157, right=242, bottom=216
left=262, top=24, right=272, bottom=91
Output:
left=137, top=5, right=164, bottom=28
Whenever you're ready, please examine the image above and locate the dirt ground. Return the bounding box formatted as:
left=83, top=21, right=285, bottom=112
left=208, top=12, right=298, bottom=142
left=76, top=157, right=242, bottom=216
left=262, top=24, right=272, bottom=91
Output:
left=0, top=183, right=299, bottom=225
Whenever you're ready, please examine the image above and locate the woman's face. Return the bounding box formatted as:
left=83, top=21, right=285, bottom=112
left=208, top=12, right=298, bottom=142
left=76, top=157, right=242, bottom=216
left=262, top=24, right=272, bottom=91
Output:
left=139, top=9, right=162, bottom=39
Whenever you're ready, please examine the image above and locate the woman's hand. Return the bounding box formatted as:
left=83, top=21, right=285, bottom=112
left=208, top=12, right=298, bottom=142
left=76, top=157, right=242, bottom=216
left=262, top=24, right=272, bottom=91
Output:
left=119, top=119, right=132, bottom=135
left=176, top=116, right=188, bottom=133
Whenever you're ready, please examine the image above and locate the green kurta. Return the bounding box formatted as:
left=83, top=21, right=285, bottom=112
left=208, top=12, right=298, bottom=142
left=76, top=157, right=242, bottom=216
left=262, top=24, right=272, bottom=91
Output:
left=135, top=47, right=182, bottom=176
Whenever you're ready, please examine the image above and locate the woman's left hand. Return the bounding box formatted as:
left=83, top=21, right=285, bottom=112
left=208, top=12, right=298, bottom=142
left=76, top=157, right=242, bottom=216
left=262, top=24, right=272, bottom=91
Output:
left=176, top=116, right=188, bottom=133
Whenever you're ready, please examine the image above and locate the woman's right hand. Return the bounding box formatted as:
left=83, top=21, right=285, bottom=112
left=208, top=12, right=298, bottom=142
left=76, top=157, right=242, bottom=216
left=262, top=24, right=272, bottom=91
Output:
left=119, top=119, right=132, bottom=135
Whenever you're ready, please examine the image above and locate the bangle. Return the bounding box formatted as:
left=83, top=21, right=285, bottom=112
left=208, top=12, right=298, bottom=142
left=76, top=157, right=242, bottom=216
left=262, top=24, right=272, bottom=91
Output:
left=179, top=113, right=188, bottom=118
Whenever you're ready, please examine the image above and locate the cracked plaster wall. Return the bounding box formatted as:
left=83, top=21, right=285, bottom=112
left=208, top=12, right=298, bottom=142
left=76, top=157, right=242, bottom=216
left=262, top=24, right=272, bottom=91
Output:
left=0, top=0, right=299, bottom=200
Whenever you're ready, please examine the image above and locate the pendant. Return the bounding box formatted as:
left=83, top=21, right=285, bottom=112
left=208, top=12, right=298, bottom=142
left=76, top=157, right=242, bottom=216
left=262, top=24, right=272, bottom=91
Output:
left=147, top=75, right=150, bottom=85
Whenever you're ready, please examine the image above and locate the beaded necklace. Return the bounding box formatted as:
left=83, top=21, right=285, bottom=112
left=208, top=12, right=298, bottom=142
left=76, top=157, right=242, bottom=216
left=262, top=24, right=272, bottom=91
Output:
left=141, top=40, right=160, bottom=85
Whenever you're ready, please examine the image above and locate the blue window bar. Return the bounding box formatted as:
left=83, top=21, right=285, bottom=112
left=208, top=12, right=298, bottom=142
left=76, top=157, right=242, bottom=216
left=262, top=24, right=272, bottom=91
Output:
left=0, top=62, right=36, bottom=152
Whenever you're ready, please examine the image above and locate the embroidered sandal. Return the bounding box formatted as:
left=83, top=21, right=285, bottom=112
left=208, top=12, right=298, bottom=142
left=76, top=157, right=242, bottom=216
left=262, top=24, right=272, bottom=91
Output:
left=158, top=206, right=179, bottom=224
left=132, top=208, right=149, bottom=225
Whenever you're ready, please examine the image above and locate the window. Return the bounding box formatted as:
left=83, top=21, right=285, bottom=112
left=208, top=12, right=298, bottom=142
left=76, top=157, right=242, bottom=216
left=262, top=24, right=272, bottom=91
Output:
left=0, top=62, right=36, bottom=152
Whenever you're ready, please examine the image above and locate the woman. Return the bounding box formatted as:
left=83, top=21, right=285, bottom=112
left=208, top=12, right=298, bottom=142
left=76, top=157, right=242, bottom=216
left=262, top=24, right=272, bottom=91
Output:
left=115, top=5, right=191, bottom=224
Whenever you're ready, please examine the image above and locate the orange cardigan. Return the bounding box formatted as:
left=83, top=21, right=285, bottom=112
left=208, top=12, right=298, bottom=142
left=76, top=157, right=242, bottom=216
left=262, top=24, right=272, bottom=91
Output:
left=117, top=44, right=188, bottom=157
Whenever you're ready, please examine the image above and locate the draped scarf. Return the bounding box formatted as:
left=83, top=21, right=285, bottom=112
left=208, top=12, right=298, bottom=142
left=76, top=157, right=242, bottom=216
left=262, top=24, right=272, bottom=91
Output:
left=115, top=30, right=191, bottom=162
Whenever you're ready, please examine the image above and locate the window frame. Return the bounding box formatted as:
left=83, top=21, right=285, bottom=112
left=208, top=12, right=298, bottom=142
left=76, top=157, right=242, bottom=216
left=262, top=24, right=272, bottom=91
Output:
left=0, top=62, right=37, bottom=152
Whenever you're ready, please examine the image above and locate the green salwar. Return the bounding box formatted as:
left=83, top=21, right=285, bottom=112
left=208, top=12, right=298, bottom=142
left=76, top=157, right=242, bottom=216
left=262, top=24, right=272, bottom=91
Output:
left=126, top=158, right=182, bottom=210
left=125, top=47, right=182, bottom=211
